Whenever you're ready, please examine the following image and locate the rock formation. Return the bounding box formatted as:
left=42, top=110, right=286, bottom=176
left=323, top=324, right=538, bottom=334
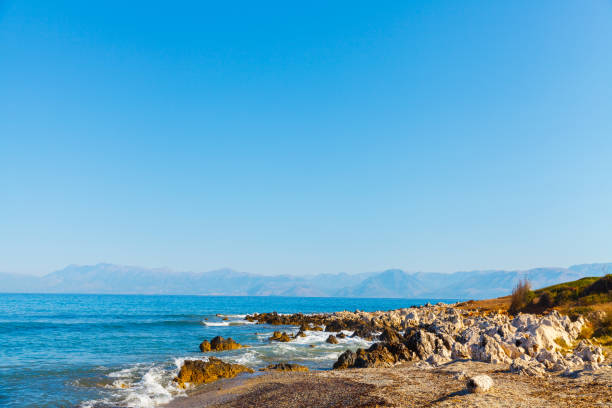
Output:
left=269, top=331, right=291, bottom=342
left=248, top=304, right=605, bottom=377
left=260, top=363, right=309, bottom=372
left=174, top=358, right=254, bottom=388
left=326, top=335, right=339, bottom=344
left=200, top=336, right=245, bottom=352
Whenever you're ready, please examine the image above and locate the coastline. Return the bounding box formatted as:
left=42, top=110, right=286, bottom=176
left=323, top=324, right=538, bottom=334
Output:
left=162, top=360, right=612, bottom=407
left=161, top=302, right=612, bottom=407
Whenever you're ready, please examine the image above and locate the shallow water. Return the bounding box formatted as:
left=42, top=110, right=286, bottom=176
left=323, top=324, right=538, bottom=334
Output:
left=0, top=294, right=456, bottom=407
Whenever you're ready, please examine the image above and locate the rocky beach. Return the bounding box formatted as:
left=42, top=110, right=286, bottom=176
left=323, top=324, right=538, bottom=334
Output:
left=165, top=303, right=612, bottom=407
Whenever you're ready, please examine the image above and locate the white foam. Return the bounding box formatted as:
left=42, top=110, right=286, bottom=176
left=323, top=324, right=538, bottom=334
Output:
left=78, top=320, right=376, bottom=407
left=108, top=365, right=143, bottom=379
left=80, top=357, right=197, bottom=408
left=223, top=349, right=262, bottom=366
left=122, top=365, right=179, bottom=408
left=202, top=321, right=231, bottom=326
left=202, top=319, right=256, bottom=326
left=304, top=352, right=341, bottom=361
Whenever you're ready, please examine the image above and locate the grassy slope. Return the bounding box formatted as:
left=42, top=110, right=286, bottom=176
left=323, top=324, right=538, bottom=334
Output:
left=457, top=274, right=612, bottom=346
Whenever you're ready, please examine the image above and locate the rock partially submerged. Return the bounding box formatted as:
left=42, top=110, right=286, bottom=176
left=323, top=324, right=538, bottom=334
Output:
left=269, top=331, right=291, bottom=342
left=326, top=335, right=339, bottom=344
left=200, top=336, right=245, bottom=352
left=333, top=343, right=402, bottom=369
left=467, top=375, right=494, bottom=393
left=260, top=363, right=309, bottom=372
left=174, top=358, right=254, bottom=388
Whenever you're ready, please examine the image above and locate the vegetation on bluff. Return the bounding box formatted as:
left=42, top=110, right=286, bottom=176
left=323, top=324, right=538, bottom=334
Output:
left=509, top=274, right=612, bottom=346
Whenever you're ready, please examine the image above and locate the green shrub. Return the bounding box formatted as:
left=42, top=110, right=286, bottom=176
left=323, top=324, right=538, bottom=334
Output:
left=538, top=291, right=554, bottom=309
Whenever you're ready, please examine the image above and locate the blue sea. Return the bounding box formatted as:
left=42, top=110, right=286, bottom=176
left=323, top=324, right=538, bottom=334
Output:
left=0, top=294, right=455, bottom=408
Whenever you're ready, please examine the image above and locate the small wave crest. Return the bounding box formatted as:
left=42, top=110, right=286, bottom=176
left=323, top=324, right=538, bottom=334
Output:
left=78, top=357, right=204, bottom=408
left=202, top=319, right=256, bottom=326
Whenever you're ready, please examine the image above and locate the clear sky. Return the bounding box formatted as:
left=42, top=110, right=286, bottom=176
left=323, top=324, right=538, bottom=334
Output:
left=1, top=1, right=611, bottom=276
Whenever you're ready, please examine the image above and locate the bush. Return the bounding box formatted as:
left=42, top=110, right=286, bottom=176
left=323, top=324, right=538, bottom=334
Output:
left=593, top=314, right=612, bottom=338
left=509, top=278, right=533, bottom=314
left=584, top=274, right=612, bottom=296
left=538, top=291, right=554, bottom=308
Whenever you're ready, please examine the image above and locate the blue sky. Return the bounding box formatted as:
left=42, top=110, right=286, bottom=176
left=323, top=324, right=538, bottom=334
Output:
left=1, top=1, right=611, bottom=276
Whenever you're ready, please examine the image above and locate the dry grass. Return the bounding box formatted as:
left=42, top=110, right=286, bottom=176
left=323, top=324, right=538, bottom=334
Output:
left=509, top=278, right=534, bottom=314
left=456, top=296, right=512, bottom=313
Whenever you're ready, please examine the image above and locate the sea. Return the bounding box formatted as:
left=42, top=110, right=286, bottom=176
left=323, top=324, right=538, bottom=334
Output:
left=0, top=294, right=457, bottom=408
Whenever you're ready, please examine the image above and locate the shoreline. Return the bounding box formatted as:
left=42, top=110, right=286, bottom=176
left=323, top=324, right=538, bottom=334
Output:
left=161, top=302, right=612, bottom=407
left=162, top=360, right=612, bottom=407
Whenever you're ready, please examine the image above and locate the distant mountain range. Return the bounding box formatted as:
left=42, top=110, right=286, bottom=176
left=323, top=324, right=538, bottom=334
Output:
left=1, top=263, right=610, bottom=299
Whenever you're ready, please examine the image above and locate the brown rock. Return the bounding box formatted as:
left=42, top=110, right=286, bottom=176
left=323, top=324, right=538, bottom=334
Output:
left=333, top=342, right=405, bottom=369
left=336, top=332, right=346, bottom=339
left=353, top=343, right=396, bottom=368
left=326, top=335, right=339, bottom=344
left=269, top=331, right=291, bottom=342
left=379, top=327, right=400, bottom=344
left=199, top=340, right=212, bottom=352
left=173, top=358, right=254, bottom=388
left=350, top=326, right=375, bottom=341
left=200, top=336, right=245, bottom=352
left=210, top=336, right=244, bottom=351
left=333, top=349, right=357, bottom=369
left=260, top=363, right=309, bottom=372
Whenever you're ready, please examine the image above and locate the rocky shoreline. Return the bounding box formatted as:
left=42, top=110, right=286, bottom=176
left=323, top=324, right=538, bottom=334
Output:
left=169, top=303, right=611, bottom=407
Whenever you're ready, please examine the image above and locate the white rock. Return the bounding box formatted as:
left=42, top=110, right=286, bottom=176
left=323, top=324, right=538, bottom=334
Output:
left=510, top=358, right=546, bottom=377
left=467, top=375, right=494, bottom=393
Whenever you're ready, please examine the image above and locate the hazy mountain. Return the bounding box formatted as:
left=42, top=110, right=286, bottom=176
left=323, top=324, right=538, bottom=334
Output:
left=336, top=269, right=428, bottom=298
left=1, top=263, right=610, bottom=299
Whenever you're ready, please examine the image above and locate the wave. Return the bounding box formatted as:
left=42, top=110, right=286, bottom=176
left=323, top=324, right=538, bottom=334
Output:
left=76, top=327, right=372, bottom=408
left=75, top=322, right=374, bottom=407
left=201, top=319, right=256, bottom=326
left=78, top=357, right=208, bottom=408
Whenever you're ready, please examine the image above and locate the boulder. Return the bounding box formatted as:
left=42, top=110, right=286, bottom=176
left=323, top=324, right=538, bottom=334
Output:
left=333, top=349, right=357, bottom=369
left=206, top=336, right=244, bottom=351
left=174, top=358, right=254, bottom=388
left=379, top=327, right=400, bottom=344
left=350, top=326, right=376, bottom=341
left=353, top=343, right=396, bottom=368
left=336, top=332, right=346, bottom=339
left=470, top=334, right=511, bottom=364
left=574, top=340, right=605, bottom=364
left=385, top=342, right=414, bottom=362
left=199, top=340, right=211, bottom=352
left=260, top=363, right=309, bottom=372
left=405, top=329, right=438, bottom=359
left=467, top=375, right=494, bottom=393
left=326, top=335, right=339, bottom=344
left=324, top=320, right=346, bottom=332
left=269, top=331, right=291, bottom=342
left=509, top=357, right=546, bottom=377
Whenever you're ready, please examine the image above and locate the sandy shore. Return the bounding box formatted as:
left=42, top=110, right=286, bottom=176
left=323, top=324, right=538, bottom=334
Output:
left=163, top=359, right=612, bottom=407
